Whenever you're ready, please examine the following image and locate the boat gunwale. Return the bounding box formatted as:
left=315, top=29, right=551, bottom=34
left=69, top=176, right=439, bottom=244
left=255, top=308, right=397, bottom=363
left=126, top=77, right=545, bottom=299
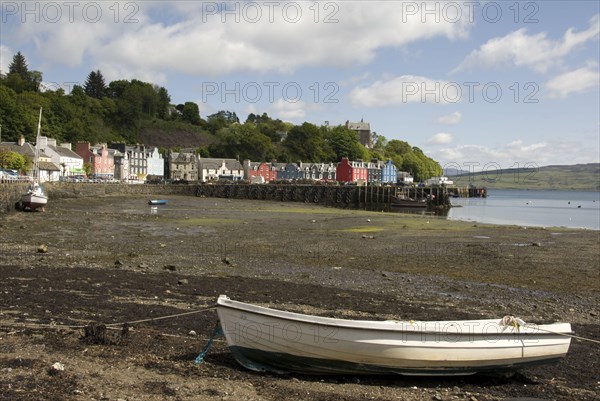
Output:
left=216, top=296, right=572, bottom=337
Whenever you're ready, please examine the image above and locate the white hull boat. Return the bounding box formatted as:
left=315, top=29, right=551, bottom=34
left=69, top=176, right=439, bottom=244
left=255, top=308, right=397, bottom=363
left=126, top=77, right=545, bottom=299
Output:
left=21, top=108, right=48, bottom=212
left=216, top=295, right=572, bottom=376
left=21, top=184, right=48, bottom=211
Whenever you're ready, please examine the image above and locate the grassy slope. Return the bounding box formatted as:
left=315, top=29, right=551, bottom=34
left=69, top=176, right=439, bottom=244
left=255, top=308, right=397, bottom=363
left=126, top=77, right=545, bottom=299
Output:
left=138, top=120, right=217, bottom=149
left=451, top=163, right=600, bottom=191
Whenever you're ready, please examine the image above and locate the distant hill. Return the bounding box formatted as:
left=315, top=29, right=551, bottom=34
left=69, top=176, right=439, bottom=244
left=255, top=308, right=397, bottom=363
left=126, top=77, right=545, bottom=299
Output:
left=452, top=163, right=600, bottom=191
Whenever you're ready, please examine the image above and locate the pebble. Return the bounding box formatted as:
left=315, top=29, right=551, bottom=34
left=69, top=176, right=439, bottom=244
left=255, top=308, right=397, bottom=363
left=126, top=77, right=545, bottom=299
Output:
left=37, top=244, right=48, bottom=253
left=49, top=362, right=65, bottom=375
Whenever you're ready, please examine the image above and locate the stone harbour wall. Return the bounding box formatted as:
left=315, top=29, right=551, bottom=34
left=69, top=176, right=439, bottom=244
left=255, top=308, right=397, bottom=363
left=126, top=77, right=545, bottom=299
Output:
left=0, top=184, right=30, bottom=214
left=0, top=183, right=196, bottom=215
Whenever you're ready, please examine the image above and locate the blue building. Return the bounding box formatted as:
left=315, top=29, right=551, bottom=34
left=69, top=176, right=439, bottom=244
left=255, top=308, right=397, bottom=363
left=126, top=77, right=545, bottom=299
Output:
left=381, top=159, right=398, bottom=184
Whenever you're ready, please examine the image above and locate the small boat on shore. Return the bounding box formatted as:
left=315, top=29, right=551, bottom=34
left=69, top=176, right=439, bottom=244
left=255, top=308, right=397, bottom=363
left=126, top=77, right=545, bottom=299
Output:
left=216, top=295, right=572, bottom=376
left=21, top=183, right=48, bottom=211
left=20, top=108, right=48, bottom=212
left=390, top=196, right=428, bottom=208
left=148, top=199, right=168, bottom=205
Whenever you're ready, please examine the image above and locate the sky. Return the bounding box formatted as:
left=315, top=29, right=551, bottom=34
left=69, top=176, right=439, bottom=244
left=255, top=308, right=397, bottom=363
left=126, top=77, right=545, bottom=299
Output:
left=1, top=1, right=599, bottom=170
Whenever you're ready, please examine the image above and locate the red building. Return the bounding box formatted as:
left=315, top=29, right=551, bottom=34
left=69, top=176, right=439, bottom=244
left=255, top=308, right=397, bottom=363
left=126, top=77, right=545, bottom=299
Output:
left=75, top=142, right=114, bottom=177
left=336, top=158, right=368, bottom=183
left=244, top=161, right=278, bottom=182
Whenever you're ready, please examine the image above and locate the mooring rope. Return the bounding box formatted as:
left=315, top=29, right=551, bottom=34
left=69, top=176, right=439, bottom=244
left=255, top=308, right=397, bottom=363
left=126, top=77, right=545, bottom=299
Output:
left=3, top=309, right=598, bottom=345
left=0, top=305, right=216, bottom=330
left=499, top=315, right=600, bottom=344
left=533, top=327, right=600, bottom=344
left=104, top=305, right=216, bottom=327
left=194, top=322, right=223, bottom=364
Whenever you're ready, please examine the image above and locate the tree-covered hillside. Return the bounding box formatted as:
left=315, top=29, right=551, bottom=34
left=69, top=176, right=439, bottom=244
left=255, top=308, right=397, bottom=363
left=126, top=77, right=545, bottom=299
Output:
left=0, top=52, right=442, bottom=181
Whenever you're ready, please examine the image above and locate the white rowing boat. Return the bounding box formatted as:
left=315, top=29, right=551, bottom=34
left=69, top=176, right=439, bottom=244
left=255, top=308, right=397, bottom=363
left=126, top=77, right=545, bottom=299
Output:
left=216, top=295, right=571, bottom=376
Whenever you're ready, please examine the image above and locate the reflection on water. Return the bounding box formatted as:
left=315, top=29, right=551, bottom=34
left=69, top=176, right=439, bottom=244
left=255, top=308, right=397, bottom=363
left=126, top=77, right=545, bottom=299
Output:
left=447, top=189, right=600, bottom=230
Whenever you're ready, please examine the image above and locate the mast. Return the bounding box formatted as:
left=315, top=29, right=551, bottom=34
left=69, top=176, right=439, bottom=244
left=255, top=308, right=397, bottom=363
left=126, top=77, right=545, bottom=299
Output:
left=34, top=107, right=42, bottom=182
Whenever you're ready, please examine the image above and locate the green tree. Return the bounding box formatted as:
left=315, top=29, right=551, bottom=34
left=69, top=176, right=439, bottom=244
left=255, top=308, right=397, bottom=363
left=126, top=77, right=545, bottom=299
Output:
left=181, top=102, right=201, bottom=125
left=156, top=86, right=171, bottom=119
left=209, top=110, right=239, bottom=123
left=209, top=123, right=275, bottom=161
left=0, top=150, right=27, bottom=172
left=206, top=112, right=230, bottom=134
left=385, top=139, right=412, bottom=156
left=8, top=52, right=29, bottom=77
left=3, top=52, right=42, bottom=93
left=402, top=152, right=425, bottom=181
left=327, top=125, right=365, bottom=161
left=284, top=122, right=330, bottom=162
left=84, top=70, right=107, bottom=99
left=0, top=86, right=27, bottom=142
left=372, top=133, right=388, bottom=154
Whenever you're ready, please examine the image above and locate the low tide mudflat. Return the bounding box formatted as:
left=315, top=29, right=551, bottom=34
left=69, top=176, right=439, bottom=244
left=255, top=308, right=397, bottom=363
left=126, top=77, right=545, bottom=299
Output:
left=1, top=195, right=598, bottom=401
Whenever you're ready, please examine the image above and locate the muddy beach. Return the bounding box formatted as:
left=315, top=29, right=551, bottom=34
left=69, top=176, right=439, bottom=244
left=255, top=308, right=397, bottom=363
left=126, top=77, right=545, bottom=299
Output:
left=0, top=194, right=598, bottom=401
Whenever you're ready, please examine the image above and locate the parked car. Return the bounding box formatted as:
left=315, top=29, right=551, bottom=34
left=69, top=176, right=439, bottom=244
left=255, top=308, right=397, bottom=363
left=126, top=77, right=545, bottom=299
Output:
left=0, top=169, right=19, bottom=182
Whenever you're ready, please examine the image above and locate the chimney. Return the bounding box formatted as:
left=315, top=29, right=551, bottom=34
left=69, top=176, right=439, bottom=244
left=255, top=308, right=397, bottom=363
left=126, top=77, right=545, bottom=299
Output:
left=18, top=135, right=25, bottom=146
left=60, top=143, right=72, bottom=150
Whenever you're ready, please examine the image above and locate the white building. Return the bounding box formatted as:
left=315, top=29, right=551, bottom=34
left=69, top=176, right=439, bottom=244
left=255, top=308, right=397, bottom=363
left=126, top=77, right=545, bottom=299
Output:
left=198, top=158, right=244, bottom=182
left=146, top=147, right=164, bottom=177
left=36, top=137, right=84, bottom=176
left=425, top=176, right=453, bottom=186
left=397, top=171, right=414, bottom=184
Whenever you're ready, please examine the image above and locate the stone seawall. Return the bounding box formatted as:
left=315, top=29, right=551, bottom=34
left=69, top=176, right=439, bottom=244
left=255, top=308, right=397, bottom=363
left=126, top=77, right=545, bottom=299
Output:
left=0, top=184, right=30, bottom=214
left=45, top=183, right=197, bottom=199
left=0, top=183, right=197, bottom=215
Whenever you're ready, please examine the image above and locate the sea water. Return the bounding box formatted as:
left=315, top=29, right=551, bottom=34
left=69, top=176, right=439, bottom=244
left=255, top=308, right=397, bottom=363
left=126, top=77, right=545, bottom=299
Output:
left=448, top=189, right=600, bottom=230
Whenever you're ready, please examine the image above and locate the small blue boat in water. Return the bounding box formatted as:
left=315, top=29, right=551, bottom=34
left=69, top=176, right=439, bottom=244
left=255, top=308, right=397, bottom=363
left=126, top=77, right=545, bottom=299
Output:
left=148, top=199, right=168, bottom=205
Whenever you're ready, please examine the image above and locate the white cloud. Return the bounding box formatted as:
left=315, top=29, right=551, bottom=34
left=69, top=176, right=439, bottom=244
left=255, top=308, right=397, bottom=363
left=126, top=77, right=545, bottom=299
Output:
left=0, top=45, right=13, bottom=74
left=350, top=75, right=461, bottom=107
left=546, top=63, right=600, bottom=99
left=270, top=99, right=307, bottom=121
left=428, top=138, right=599, bottom=169
left=455, top=14, right=599, bottom=73
left=2, top=1, right=472, bottom=78
left=438, top=112, right=462, bottom=125
left=426, top=132, right=454, bottom=145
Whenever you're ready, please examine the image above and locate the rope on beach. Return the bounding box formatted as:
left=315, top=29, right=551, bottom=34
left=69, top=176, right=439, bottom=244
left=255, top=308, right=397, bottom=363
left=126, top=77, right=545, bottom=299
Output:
left=103, top=305, right=216, bottom=328
left=534, top=327, right=600, bottom=344
left=0, top=305, right=217, bottom=330
left=194, top=322, right=223, bottom=364
left=499, top=315, right=600, bottom=344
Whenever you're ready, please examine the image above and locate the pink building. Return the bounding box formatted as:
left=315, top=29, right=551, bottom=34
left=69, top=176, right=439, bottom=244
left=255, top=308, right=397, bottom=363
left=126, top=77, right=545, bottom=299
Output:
left=75, top=142, right=114, bottom=177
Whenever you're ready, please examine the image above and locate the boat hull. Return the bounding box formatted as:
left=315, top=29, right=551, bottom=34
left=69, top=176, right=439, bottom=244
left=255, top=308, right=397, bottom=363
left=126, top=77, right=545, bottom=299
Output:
left=21, top=192, right=48, bottom=211
left=390, top=197, right=428, bottom=208
left=216, top=296, right=571, bottom=376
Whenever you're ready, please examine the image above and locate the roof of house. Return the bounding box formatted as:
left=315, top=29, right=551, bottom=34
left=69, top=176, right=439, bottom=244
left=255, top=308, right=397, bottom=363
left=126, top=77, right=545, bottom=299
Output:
left=51, top=145, right=83, bottom=159
left=171, top=152, right=196, bottom=163
left=39, top=161, right=61, bottom=171
left=198, top=158, right=243, bottom=171
left=0, top=142, right=36, bottom=158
